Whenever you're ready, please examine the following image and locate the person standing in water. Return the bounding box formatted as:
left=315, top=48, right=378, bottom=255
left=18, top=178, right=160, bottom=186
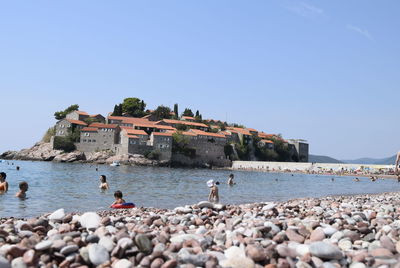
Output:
left=207, top=180, right=220, bottom=203
left=15, top=181, right=28, bottom=198
left=99, top=175, right=109, bottom=190
left=395, top=152, right=400, bottom=174
left=227, top=174, right=235, bottom=185
left=0, top=172, right=8, bottom=192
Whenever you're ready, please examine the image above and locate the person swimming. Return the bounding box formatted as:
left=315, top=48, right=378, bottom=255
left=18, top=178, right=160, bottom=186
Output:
left=99, top=175, right=109, bottom=190
left=331, top=178, right=335, bottom=182
left=0, top=172, right=8, bottom=192
left=353, top=178, right=360, bottom=182
left=15, top=181, right=28, bottom=199
left=111, top=190, right=126, bottom=206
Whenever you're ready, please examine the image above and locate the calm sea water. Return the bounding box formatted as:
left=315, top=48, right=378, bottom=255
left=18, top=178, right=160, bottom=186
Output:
left=0, top=160, right=399, bottom=218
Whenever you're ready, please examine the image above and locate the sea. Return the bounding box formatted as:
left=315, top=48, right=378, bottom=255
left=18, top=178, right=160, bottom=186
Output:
left=0, top=160, right=399, bottom=218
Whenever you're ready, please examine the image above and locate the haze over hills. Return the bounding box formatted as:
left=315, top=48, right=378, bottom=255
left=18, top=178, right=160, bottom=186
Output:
left=342, top=155, right=396, bottom=165
left=308, top=155, right=343, bottom=164
left=309, top=154, right=396, bottom=165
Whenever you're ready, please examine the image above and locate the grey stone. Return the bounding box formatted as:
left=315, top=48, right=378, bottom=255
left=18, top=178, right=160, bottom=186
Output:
left=310, top=242, right=343, bottom=260
left=34, top=240, right=53, bottom=251
left=114, top=259, right=133, bottom=268
left=0, top=256, right=11, bottom=268
left=135, top=234, right=152, bottom=254
left=99, top=236, right=115, bottom=252
left=60, top=245, right=79, bottom=255
left=86, top=234, right=99, bottom=244
left=88, top=244, right=109, bottom=266
left=10, top=257, right=26, bottom=268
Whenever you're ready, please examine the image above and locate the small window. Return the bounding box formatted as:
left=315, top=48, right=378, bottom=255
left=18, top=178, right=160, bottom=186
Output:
left=92, top=139, right=96, bottom=142
left=83, top=139, right=87, bottom=142
left=88, top=140, right=91, bottom=143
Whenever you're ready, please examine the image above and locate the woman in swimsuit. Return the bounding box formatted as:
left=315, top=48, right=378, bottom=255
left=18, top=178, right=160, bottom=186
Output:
left=0, top=172, right=8, bottom=192
left=99, top=175, right=109, bottom=190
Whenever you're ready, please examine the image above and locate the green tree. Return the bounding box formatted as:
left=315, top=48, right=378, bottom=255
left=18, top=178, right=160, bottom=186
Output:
left=173, top=103, right=179, bottom=119
left=194, top=110, right=202, bottom=121
left=182, top=108, right=194, bottom=117
left=122, top=98, right=146, bottom=117
left=112, top=104, right=123, bottom=116
left=172, top=132, right=195, bottom=157
left=175, top=124, right=188, bottom=131
left=152, top=105, right=172, bottom=120
left=54, top=104, right=79, bottom=120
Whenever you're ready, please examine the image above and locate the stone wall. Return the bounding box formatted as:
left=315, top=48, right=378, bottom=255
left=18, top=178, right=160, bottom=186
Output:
left=171, top=153, right=231, bottom=167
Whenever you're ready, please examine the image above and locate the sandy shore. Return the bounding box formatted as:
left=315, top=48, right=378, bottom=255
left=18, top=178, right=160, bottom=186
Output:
left=1, top=192, right=400, bottom=267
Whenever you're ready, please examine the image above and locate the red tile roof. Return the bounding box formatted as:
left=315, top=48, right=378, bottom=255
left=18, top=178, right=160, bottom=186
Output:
left=260, top=139, right=274, bottom=144
left=160, top=119, right=208, bottom=128
left=152, top=132, right=173, bottom=137
left=76, top=111, right=89, bottom=115
left=227, top=127, right=252, bottom=136
left=108, top=115, right=153, bottom=125
left=89, top=123, right=118, bottom=129
left=124, top=129, right=148, bottom=136
left=247, top=128, right=258, bottom=132
left=182, top=116, right=195, bottom=120
left=127, top=134, right=139, bottom=139
left=182, top=131, right=198, bottom=137
left=81, top=127, right=98, bottom=132
left=189, top=129, right=226, bottom=138
left=155, top=125, right=176, bottom=130
left=66, top=119, right=87, bottom=126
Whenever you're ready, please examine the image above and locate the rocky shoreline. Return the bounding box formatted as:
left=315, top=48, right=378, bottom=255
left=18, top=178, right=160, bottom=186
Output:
left=0, top=142, right=169, bottom=167
left=2, top=193, right=400, bottom=267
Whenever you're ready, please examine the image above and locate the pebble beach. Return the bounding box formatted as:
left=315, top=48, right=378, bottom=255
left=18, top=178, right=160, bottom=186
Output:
left=2, top=192, right=400, bottom=268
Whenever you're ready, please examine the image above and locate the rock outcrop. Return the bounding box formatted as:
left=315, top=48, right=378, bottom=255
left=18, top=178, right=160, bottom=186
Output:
left=0, top=142, right=169, bottom=166
left=0, top=142, right=63, bottom=161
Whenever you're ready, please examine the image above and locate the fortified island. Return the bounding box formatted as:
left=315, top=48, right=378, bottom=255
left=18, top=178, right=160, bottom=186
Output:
left=0, top=98, right=309, bottom=167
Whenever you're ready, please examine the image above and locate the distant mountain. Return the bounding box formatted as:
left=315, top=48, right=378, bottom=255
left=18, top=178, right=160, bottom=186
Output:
left=309, top=154, right=343, bottom=164
left=342, top=155, right=396, bottom=165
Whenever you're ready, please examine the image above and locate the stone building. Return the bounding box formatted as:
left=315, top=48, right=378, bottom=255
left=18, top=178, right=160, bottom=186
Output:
left=258, top=139, right=274, bottom=150
left=117, top=128, right=150, bottom=155
left=75, top=123, right=120, bottom=153
left=149, top=132, right=173, bottom=160
left=55, top=119, right=87, bottom=137
left=287, top=139, right=309, bottom=162
left=226, top=127, right=252, bottom=145
left=66, top=111, right=90, bottom=121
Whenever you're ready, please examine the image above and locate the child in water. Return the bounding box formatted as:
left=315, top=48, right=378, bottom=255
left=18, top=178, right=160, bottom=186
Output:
left=207, top=180, right=220, bottom=203
left=15, top=181, right=28, bottom=198
left=111, top=190, right=126, bottom=205
left=0, top=172, right=8, bottom=192
left=99, top=175, right=109, bottom=190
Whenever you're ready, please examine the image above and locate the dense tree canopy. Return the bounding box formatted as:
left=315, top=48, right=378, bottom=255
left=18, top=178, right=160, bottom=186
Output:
left=152, top=105, right=172, bottom=120
left=119, top=98, right=146, bottom=117
left=54, top=104, right=79, bottom=120
left=182, top=108, right=194, bottom=117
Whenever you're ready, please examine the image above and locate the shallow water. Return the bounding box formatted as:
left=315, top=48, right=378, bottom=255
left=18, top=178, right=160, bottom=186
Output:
left=0, top=160, right=399, bottom=218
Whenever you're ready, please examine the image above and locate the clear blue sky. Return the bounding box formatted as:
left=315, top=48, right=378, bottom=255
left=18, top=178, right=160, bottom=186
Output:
left=0, top=1, right=398, bottom=160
